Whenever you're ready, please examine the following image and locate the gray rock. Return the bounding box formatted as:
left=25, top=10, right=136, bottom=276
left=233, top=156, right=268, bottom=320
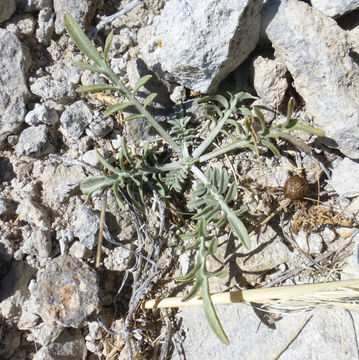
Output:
left=0, top=29, right=30, bottom=144
left=27, top=323, right=63, bottom=346
left=5, top=14, right=36, bottom=39
left=33, top=328, right=87, bottom=360
left=27, top=255, right=100, bottom=328
left=0, top=0, right=16, bottom=23
left=25, top=103, right=58, bottom=126
left=15, top=125, right=48, bottom=156
left=174, top=306, right=359, bottom=359
left=328, top=157, right=359, bottom=198
left=36, top=7, right=55, bottom=45
left=17, top=0, right=52, bottom=12
left=87, top=113, right=114, bottom=139
left=81, top=148, right=107, bottom=168
left=0, top=198, right=14, bottom=215
left=103, top=245, right=133, bottom=272
left=311, top=0, right=359, bottom=18
left=252, top=55, right=288, bottom=108
left=0, top=260, right=36, bottom=319
left=16, top=198, right=50, bottom=230
left=262, top=0, right=359, bottom=159
left=30, top=64, right=81, bottom=103
left=138, top=0, right=263, bottom=93
left=348, top=26, right=359, bottom=53
left=56, top=229, right=75, bottom=255
left=18, top=230, right=52, bottom=259
left=60, top=100, right=92, bottom=140
left=73, top=206, right=99, bottom=249
left=54, top=0, right=101, bottom=34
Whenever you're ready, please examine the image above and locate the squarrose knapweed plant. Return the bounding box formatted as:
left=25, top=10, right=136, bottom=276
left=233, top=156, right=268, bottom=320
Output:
left=64, top=14, right=325, bottom=344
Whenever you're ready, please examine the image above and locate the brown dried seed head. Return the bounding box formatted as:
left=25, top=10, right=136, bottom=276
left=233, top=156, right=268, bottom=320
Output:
left=283, top=175, right=309, bottom=200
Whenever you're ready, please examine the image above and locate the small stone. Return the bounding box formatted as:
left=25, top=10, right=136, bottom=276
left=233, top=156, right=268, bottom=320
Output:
left=73, top=207, right=99, bottom=249
left=103, top=245, right=133, bottom=272
left=252, top=56, right=288, bottom=108
left=87, top=114, right=114, bottom=139
left=16, top=199, right=50, bottom=230
left=27, top=255, right=100, bottom=328
left=170, top=85, right=186, bottom=103
left=322, top=227, right=336, bottom=243
left=5, top=14, right=36, bottom=38
left=56, top=229, right=75, bottom=255
left=283, top=176, right=309, bottom=200
left=311, top=0, right=359, bottom=17
left=0, top=0, right=16, bottom=23
left=54, top=0, right=101, bottom=34
left=15, top=125, right=48, bottom=156
left=60, top=100, right=92, bottom=140
left=0, top=29, right=30, bottom=144
left=32, top=328, right=87, bottom=360
left=19, top=230, right=52, bottom=259
left=27, top=323, right=63, bottom=346
left=329, top=158, right=359, bottom=198
left=68, top=241, right=92, bottom=259
left=82, top=148, right=108, bottom=168
left=36, top=7, right=55, bottom=45
left=25, top=103, right=58, bottom=126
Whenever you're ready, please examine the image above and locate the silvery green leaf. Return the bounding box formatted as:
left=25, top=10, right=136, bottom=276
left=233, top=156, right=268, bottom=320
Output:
left=77, top=84, right=119, bottom=93
left=224, top=183, right=237, bottom=203
left=104, top=31, right=113, bottom=63
left=73, top=61, right=103, bottom=73
left=228, top=214, right=250, bottom=249
left=80, top=176, right=115, bottom=196
left=104, top=102, right=132, bottom=117
left=132, top=74, right=152, bottom=94
left=143, top=93, right=157, bottom=108
left=64, top=14, right=104, bottom=67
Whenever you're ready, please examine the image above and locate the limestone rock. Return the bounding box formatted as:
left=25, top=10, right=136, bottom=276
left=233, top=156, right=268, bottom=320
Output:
left=54, top=0, right=101, bottom=34
left=27, top=255, right=100, bottom=328
left=25, top=103, right=58, bottom=126
left=328, top=157, right=359, bottom=198
left=36, top=7, right=55, bottom=45
left=0, top=0, right=16, bottom=23
left=311, top=0, right=359, bottom=18
left=262, top=0, right=359, bottom=159
left=16, top=199, right=50, bottom=230
left=174, top=306, right=359, bottom=359
left=15, top=125, right=48, bottom=156
left=60, top=100, right=92, bottom=140
left=139, top=0, right=263, bottom=93
left=0, top=29, right=30, bottom=144
left=32, top=328, right=87, bottom=360
left=252, top=55, right=288, bottom=108
left=30, top=64, right=81, bottom=103
left=73, top=206, right=99, bottom=249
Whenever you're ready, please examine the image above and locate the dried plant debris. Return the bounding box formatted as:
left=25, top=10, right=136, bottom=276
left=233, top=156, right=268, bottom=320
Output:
left=292, top=204, right=354, bottom=234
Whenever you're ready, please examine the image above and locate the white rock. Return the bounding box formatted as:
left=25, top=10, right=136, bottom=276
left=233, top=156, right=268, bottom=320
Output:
left=36, top=7, right=55, bottom=45
left=17, top=0, right=52, bottom=12
left=60, top=100, right=92, bottom=140
left=348, top=26, right=359, bottom=53
left=328, top=157, right=359, bottom=198
left=170, top=86, right=186, bottom=103
left=16, top=198, right=50, bottom=230
left=19, top=230, right=52, bottom=259
left=73, top=207, right=99, bottom=249
left=262, top=0, right=359, bottom=159
left=174, top=306, right=359, bottom=359
left=25, top=103, right=58, bottom=126
left=82, top=148, right=108, bottom=168
left=5, top=14, right=36, bottom=38
left=252, top=56, right=288, bottom=108
left=139, top=0, right=262, bottom=93
left=0, top=29, right=30, bottom=144
left=15, top=125, right=48, bottom=156
left=311, top=0, right=359, bottom=18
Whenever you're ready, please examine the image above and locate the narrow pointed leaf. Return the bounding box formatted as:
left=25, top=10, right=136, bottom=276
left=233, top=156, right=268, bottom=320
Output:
left=224, top=183, right=237, bottom=203
left=278, top=133, right=313, bottom=154
left=64, top=14, right=104, bottom=67
left=80, top=176, right=115, bottom=196
left=182, top=276, right=203, bottom=302
left=77, top=84, right=119, bottom=93
left=286, top=97, right=295, bottom=123
left=260, top=139, right=281, bottom=157
left=124, top=114, right=144, bottom=121
left=104, top=31, right=113, bottom=62
left=216, top=214, right=227, bottom=228
left=207, top=238, right=218, bottom=256
left=228, top=214, right=250, bottom=249
left=133, top=74, right=152, bottom=94
left=104, top=102, right=132, bottom=117
left=112, top=180, right=126, bottom=211
left=202, top=279, right=230, bottom=345
left=73, top=61, right=103, bottom=73
left=143, top=93, right=157, bottom=108
left=177, top=262, right=201, bottom=281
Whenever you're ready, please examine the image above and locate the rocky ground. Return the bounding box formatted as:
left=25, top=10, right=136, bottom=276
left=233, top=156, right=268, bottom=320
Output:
left=1, top=0, right=359, bottom=359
